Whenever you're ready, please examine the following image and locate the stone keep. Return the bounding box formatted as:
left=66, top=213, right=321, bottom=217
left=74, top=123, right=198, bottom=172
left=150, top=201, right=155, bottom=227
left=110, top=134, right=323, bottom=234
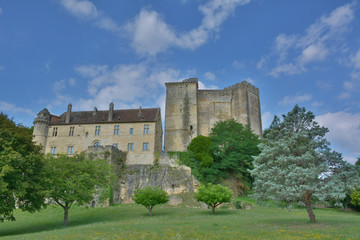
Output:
left=164, top=78, right=262, bottom=152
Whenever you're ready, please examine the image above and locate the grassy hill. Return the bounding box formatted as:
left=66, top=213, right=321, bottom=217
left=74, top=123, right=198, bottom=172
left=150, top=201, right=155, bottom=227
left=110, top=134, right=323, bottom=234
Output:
left=0, top=203, right=359, bottom=239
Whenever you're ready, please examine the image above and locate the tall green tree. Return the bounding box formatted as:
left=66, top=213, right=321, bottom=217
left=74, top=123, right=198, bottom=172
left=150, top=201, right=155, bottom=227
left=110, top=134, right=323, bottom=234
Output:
left=210, top=119, right=260, bottom=194
left=44, top=154, right=110, bottom=225
left=251, top=105, right=360, bottom=222
left=179, top=119, right=260, bottom=195
left=0, top=113, right=46, bottom=221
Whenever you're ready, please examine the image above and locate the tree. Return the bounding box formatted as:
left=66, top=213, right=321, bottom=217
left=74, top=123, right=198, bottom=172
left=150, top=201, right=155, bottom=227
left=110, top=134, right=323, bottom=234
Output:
left=44, top=154, right=110, bottom=225
left=210, top=119, right=260, bottom=194
left=251, top=105, right=360, bottom=222
left=179, top=119, right=260, bottom=195
left=0, top=113, right=46, bottom=221
left=194, top=183, right=233, bottom=214
left=132, top=187, right=169, bottom=216
left=350, top=190, right=360, bottom=207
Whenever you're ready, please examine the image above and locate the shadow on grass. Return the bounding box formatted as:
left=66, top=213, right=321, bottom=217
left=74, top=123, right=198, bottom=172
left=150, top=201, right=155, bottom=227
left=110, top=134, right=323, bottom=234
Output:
left=0, top=206, right=135, bottom=238
left=197, top=209, right=238, bottom=216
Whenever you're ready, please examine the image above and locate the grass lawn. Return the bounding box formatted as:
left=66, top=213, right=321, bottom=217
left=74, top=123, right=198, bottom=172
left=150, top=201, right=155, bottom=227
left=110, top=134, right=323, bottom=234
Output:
left=0, top=204, right=359, bottom=240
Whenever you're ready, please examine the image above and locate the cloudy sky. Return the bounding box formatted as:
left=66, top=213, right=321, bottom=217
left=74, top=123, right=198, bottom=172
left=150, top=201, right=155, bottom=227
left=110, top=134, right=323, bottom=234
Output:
left=0, top=0, right=359, bottom=163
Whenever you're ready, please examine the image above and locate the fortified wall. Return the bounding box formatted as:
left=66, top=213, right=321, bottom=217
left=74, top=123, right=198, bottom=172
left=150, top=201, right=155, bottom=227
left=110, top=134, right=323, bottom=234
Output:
left=164, top=78, right=262, bottom=152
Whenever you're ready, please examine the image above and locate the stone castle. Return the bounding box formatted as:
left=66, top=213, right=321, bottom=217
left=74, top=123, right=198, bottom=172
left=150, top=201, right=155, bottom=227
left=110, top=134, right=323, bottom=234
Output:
left=33, top=78, right=262, bottom=203
left=164, top=78, right=262, bottom=152
left=33, top=78, right=262, bottom=162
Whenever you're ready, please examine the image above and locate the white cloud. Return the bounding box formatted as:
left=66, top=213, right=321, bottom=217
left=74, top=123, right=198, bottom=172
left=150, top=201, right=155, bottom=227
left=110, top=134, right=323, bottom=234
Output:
left=60, top=0, right=121, bottom=33
left=125, top=0, right=250, bottom=56
left=75, top=64, right=108, bottom=78
left=204, top=71, right=216, bottom=81
left=60, top=0, right=98, bottom=19
left=264, top=3, right=355, bottom=77
left=338, top=92, right=351, bottom=100
left=316, top=80, right=332, bottom=91
left=269, top=63, right=303, bottom=77
left=232, top=60, right=244, bottom=69
left=299, top=42, right=328, bottom=65
left=351, top=49, right=360, bottom=69
left=198, top=81, right=219, bottom=90
left=277, top=94, right=312, bottom=106
left=312, top=101, right=324, bottom=107
left=0, top=101, right=34, bottom=115
left=73, top=63, right=181, bottom=111
left=316, top=111, right=360, bottom=164
left=60, top=0, right=250, bottom=56
left=243, top=77, right=255, bottom=85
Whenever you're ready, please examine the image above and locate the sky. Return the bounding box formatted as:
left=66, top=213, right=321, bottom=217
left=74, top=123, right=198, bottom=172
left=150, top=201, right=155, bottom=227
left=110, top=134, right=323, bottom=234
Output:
left=0, top=0, right=359, bottom=164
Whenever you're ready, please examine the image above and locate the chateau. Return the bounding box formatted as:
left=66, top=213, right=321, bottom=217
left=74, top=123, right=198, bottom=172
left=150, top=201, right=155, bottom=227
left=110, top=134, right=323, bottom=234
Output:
left=33, top=78, right=262, bottom=165
left=33, top=104, right=162, bottom=164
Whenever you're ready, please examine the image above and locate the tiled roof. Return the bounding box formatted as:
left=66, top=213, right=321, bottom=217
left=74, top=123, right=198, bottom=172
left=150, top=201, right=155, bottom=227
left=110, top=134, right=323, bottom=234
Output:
left=50, top=108, right=160, bottom=125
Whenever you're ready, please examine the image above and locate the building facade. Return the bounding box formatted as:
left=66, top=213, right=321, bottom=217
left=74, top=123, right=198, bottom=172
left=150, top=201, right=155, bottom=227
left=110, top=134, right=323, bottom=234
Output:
left=33, top=103, right=162, bottom=165
left=164, top=78, right=262, bottom=152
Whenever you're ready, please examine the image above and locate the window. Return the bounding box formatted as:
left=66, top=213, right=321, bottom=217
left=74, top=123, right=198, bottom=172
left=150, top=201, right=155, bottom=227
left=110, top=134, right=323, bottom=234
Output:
left=143, top=142, right=149, bottom=151
left=95, top=126, right=101, bottom=135
left=69, top=127, right=74, bottom=136
left=51, top=147, right=56, bottom=155
left=113, top=143, right=119, bottom=148
left=144, top=124, right=150, bottom=135
left=52, top=127, right=58, bottom=137
left=93, top=141, right=101, bottom=147
left=129, top=128, right=134, bottom=135
left=127, top=143, right=133, bottom=151
left=67, top=146, right=74, bottom=155
left=114, top=125, right=120, bottom=135
left=86, top=132, right=88, bottom=137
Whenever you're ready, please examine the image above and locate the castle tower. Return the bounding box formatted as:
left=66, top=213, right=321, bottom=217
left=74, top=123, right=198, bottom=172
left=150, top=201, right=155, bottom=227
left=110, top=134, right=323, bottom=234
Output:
left=164, top=78, right=199, bottom=152
left=33, top=108, right=51, bottom=151
left=231, top=81, right=262, bottom=137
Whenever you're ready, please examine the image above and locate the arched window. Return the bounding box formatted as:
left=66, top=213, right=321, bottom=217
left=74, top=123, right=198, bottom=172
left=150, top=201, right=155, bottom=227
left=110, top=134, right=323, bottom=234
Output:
left=93, top=141, right=101, bottom=147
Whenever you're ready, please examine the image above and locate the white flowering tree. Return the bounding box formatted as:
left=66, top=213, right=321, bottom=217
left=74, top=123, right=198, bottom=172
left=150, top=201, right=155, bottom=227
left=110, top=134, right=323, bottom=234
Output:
left=251, top=105, right=360, bottom=222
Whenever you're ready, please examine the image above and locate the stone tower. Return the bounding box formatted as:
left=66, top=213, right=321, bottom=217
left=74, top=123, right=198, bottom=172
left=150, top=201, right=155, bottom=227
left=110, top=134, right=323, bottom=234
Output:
left=164, top=78, right=199, bottom=152
left=164, top=78, right=262, bottom=152
left=33, top=108, right=51, bottom=151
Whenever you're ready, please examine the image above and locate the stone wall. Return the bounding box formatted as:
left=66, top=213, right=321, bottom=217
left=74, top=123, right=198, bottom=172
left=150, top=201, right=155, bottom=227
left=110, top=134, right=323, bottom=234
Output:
left=164, top=79, right=262, bottom=152
left=86, top=147, right=198, bottom=204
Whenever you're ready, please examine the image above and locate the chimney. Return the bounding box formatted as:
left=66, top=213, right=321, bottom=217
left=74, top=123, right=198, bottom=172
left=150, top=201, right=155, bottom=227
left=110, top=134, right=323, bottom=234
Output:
left=108, top=102, right=114, bottom=121
left=66, top=103, right=72, bottom=123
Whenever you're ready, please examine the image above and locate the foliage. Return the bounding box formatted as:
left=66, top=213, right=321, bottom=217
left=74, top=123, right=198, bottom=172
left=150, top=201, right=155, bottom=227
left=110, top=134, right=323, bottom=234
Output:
left=187, top=135, right=214, bottom=167
left=194, top=183, right=233, bottom=214
left=350, top=189, right=360, bottom=207
left=180, top=119, right=260, bottom=195
left=44, top=154, right=110, bottom=225
left=251, top=105, right=360, bottom=222
left=0, top=113, right=46, bottom=221
left=132, top=187, right=169, bottom=216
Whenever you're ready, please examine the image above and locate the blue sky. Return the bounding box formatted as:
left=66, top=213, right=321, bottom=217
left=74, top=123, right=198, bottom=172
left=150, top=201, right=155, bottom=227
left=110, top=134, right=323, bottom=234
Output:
left=0, top=0, right=359, bottom=163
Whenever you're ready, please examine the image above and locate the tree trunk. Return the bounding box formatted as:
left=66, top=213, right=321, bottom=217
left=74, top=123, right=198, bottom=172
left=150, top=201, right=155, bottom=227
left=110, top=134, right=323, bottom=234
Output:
left=304, top=194, right=316, bottom=222
left=212, top=206, right=215, bottom=215
left=149, top=207, right=152, bottom=216
left=64, top=205, right=69, bottom=226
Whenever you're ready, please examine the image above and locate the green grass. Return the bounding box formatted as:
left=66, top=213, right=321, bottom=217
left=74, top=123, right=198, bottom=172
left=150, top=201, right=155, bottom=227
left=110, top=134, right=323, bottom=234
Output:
left=0, top=204, right=359, bottom=240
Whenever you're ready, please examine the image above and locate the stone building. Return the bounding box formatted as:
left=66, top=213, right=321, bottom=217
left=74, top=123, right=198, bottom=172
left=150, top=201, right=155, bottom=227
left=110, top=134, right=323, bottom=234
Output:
left=33, top=103, right=162, bottom=165
left=164, top=78, right=262, bottom=152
